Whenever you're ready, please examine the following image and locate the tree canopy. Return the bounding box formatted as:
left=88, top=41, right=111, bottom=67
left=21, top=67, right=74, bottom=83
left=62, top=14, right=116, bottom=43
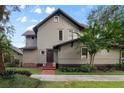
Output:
left=77, top=5, right=124, bottom=67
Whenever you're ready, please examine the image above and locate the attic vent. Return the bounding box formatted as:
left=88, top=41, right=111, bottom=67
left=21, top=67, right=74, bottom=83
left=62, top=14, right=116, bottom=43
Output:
left=54, top=16, right=59, bottom=22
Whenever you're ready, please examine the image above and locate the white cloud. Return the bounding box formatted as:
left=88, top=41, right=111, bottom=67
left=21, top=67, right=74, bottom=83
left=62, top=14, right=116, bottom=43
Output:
left=45, top=7, right=55, bottom=14
left=26, top=25, right=36, bottom=31
left=21, top=16, right=27, bottom=23
left=16, top=16, right=27, bottom=23
left=31, top=19, right=38, bottom=23
left=20, top=5, right=26, bottom=9
left=33, top=8, right=42, bottom=14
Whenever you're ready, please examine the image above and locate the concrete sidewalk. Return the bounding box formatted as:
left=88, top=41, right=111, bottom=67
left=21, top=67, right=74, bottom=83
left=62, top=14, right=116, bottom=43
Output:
left=31, top=75, right=124, bottom=81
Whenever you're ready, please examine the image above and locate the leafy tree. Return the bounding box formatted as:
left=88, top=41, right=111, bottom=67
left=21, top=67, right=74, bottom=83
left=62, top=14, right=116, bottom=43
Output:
left=77, top=5, right=124, bottom=67
left=0, top=5, right=20, bottom=72
left=76, top=19, right=103, bottom=67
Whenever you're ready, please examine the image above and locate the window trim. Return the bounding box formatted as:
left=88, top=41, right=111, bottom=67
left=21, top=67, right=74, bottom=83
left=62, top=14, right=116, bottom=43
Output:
left=54, top=16, right=59, bottom=23
left=121, top=49, right=124, bottom=58
left=58, top=30, right=63, bottom=41
left=81, top=48, right=87, bottom=59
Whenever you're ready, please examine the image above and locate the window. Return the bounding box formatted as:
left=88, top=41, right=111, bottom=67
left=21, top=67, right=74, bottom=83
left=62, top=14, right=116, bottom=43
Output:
left=69, top=30, right=73, bottom=40
left=122, top=50, right=124, bottom=58
left=54, top=16, right=59, bottom=22
left=59, top=30, right=63, bottom=41
left=81, top=48, right=87, bottom=58
left=69, top=29, right=78, bottom=40
left=40, top=51, right=45, bottom=55
left=32, top=36, right=34, bottom=39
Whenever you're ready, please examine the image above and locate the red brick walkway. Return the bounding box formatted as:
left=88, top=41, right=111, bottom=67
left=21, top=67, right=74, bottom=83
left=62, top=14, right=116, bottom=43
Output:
left=42, top=70, right=55, bottom=75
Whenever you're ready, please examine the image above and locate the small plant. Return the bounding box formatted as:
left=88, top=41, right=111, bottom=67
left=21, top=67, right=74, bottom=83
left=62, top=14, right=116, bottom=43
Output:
left=0, top=70, right=15, bottom=79
left=15, top=71, right=32, bottom=77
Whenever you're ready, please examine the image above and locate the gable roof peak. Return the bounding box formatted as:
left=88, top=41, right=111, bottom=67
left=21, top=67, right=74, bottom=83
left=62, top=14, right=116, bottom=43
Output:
left=33, top=8, right=87, bottom=33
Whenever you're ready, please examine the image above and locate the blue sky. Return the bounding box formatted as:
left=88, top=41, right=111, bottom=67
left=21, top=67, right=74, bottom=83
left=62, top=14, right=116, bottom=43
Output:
left=10, top=5, right=96, bottom=48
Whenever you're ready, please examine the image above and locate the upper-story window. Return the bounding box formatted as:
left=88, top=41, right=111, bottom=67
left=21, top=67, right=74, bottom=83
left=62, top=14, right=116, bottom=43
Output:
left=32, top=36, right=34, bottom=39
left=69, top=30, right=73, bottom=40
left=59, top=30, right=63, bottom=41
left=69, top=29, right=78, bottom=40
left=54, top=16, right=59, bottom=22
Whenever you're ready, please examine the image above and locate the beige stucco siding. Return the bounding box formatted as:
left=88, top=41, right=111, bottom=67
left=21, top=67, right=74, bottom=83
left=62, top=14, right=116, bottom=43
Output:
left=94, top=49, right=120, bottom=64
left=23, top=50, right=38, bottom=64
left=58, top=42, right=87, bottom=64
left=26, top=37, right=37, bottom=47
left=37, top=14, right=80, bottom=49
left=37, top=14, right=81, bottom=63
left=57, top=43, right=120, bottom=64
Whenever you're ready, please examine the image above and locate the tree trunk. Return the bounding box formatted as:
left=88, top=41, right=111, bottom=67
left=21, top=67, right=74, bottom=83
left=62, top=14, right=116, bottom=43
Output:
left=0, top=52, right=5, bottom=72
left=89, top=53, right=95, bottom=68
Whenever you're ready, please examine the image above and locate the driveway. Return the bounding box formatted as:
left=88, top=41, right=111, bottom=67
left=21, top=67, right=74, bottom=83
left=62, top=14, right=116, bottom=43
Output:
left=31, top=75, right=124, bottom=81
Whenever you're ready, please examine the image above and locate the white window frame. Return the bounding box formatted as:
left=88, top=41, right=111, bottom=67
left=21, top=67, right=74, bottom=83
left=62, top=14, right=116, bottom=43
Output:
left=81, top=48, right=87, bottom=59
left=58, top=30, right=64, bottom=41
left=68, top=29, right=73, bottom=40
left=121, top=50, right=124, bottom=62
left=121, top=49, right=124, bottom=59
left=54, top=16, right=59, bottom=23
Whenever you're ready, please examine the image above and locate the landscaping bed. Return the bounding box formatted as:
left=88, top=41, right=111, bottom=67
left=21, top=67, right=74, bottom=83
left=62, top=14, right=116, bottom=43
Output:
left=56, top=64, right=124, bottom=75
left=7, top=67, right=41, bottom=74
left=56, top=69, right=124, bottom=75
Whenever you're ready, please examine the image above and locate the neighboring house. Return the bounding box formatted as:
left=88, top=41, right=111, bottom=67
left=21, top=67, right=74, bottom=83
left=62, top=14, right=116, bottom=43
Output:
left=22, top=9, right=124, bottom=68
left=11, top=46, right=23, bottom=66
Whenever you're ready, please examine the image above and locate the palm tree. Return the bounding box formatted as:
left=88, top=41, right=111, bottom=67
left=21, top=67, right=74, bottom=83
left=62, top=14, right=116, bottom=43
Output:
left=0, top=33, right=11, bottom=72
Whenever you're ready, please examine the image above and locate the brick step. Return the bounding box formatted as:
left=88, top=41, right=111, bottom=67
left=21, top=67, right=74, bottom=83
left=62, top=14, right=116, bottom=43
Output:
left=42, top=67, right=56, bottom=70
left=43, top=66, right=55, bottom=68
left=42, top=68, right=56, bottom=70
left=45, top=64, right=53, bottom=66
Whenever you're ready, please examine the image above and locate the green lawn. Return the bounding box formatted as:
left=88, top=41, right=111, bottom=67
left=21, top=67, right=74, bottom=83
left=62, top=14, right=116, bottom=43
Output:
left=39, top=81, right=124, bottom=88
left=6, top=67, right=41, bottom=74
left=0, top=75, right=39, bottom=88
left=56, top=69, right=124, bottom=75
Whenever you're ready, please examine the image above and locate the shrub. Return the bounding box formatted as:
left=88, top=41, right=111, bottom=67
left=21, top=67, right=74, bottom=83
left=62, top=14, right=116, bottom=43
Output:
left=0, top=70, right=32, bottom=79
left=0, top=70, right=15, bottom=79
left=119, top=62, right=124, bottom=70
left=95, top=64, right=118, bottom=72
left=80, top=65, right=92, bottom=72
left=5, top=59, right=20, bottom=67
left=59, top=64, right=92, bottom=72
left=15, top=71, right=32, bottom=77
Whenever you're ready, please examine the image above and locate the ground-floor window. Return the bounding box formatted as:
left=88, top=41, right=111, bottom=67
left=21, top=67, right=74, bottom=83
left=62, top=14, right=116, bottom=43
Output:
left=122, top=49, right=124, bottom=62
left=81, top=48, right=87, bottom=59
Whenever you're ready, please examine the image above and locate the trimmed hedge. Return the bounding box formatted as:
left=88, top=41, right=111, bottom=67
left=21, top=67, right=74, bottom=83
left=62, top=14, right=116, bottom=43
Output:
left=59, top=65, right=92, bottom=72
left=0, top=70, right=32, bottom=79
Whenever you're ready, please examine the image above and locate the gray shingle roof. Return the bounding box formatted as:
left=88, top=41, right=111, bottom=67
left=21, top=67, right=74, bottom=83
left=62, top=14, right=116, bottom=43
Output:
left=22, top=46, right=37, bottom=50
left=22, top=30, right=36, bottom=36
left=11, top=46, right=23, bottom=55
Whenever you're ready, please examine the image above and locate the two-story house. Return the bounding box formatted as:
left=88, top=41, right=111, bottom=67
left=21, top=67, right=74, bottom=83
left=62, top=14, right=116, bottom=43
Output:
left=22, top=9, right=124, bottom=68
